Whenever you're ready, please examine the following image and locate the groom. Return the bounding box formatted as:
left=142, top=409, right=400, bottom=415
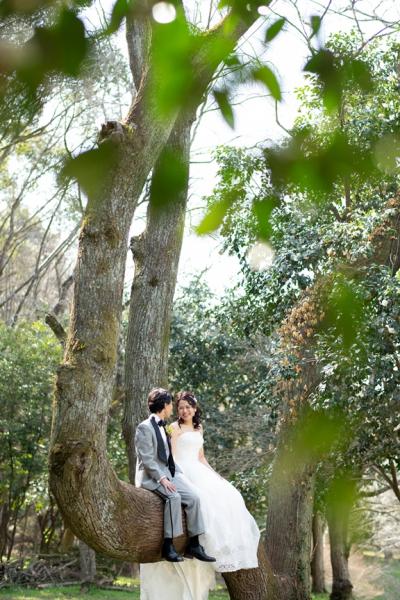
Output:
left=135, top=387, right=216, bottom=563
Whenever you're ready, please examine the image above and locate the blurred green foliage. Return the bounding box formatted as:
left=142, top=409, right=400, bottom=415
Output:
left=200, top=32, right=400, bottom=513
left=1, top=0, right=365, bottom=214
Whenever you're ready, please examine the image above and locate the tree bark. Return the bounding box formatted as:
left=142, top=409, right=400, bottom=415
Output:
left=223, top=544, right=276, bottom=600
left=311, top=512, right=326, bottom=594
left=123, top=114, right=193, bottom=482
left=326, top=481, right=355, bottom=600
left=0, top=502, right=10, bottom=560
left=265, top=444, right=315, bottom=599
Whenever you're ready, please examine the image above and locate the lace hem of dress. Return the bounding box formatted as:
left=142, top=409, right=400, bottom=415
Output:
left=216, top=560, right=258, bottom=572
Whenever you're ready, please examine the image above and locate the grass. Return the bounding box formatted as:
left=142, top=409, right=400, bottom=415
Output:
left=0, top=584, right=230, bottom=600
left=0, top=562, right=398, bottom=600
left=373, top=560, right=400, bottom=600
left=310, top=559, right=400, bottom=600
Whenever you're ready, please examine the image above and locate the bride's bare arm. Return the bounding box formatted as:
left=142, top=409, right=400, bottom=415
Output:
left=198, top=427, right=224, bottom=478
left=170, top=421, right=180, bottom=457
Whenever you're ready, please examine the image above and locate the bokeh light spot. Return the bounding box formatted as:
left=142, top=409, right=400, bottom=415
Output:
left=152, top=2, right=177, bottom=24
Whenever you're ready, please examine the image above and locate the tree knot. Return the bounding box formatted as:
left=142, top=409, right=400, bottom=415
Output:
left=49, top=441, right=95, bottom=484
left=98, top=121, right=126, bottom=145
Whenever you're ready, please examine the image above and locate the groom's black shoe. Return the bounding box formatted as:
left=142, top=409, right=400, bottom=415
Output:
left=162, top=538, right=184, bottom=562
left=184, top=541, right=216, bottom=562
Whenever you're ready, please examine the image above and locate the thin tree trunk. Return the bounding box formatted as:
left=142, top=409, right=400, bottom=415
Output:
left=326, top=483, right=354, bottom=600
left=0, top=503, right=10, bottom=560
left=79, top=540, right=96, bottom=583
left=311, top=512, right=326, bottom=594
left=53, top=274, right=74, bottom=317
left=123, top=114, right=192, bottom=482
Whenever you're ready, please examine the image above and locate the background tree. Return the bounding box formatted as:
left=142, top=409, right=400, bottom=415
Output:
left=201, top=32, right=400, bottom=599
left=0, top=321, right=61, bottom=560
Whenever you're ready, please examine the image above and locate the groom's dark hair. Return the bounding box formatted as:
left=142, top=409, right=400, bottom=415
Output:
left=148, top=387, right=172, bottom=413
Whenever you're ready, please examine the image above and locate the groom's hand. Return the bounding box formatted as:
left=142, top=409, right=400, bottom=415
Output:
left=160, top=477, right=177, bottom=493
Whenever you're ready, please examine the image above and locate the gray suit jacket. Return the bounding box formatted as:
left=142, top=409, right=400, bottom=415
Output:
left=135, top=416, right=182, bottom=491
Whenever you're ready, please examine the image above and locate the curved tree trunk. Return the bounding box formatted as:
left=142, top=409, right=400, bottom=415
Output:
left=311, top=511, right=326, bottom=594
left=123, top=114, right=193, bottom=482
left=48, top=1, right=265, bottom=581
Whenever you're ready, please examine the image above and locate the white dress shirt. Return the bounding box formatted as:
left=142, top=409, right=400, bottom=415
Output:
left=151, top=414, right=170, bottom=486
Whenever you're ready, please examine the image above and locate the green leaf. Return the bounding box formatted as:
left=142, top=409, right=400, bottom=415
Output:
left=252, top=196, right=279, bottom=240
left=310, top=15, right=321, bottom=36
left=304, top=49, right=340, bottom=111
left=62, top=141, right=119, bottom=201
left=348, top=58, right=373, bottom=92
left=150, top=12, right=199, bottom=119
left=150, top=146, right=188, bottom=208
left=253, top=65, right=281, bottom=101
left=196, top=198, right=231, bottom=235
left=304, top=50, right=373, bottom=112
left=106, top=0, right=134, bottom=34
left=223, top=53, right=241, bottom=68
left=17, top=9, right=89, bottom=88
left=265, top=17, right=285, bottom=42
left=213, top=89, right=235, bottom=128
left=319, top=274, right=367, bottom=351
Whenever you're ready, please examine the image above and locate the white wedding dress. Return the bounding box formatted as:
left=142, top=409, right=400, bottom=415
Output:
left=140, top=431, right=260, bottom=600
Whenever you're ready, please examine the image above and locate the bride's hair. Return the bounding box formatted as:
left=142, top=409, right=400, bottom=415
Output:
left=175, top=391, right=202, bottom=430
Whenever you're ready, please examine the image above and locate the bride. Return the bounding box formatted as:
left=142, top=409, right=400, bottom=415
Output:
left=139, top=390, right=260, bottom=600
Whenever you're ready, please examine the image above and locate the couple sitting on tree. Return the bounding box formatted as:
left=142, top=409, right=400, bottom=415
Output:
left=135, top=387, right=260, bottom=600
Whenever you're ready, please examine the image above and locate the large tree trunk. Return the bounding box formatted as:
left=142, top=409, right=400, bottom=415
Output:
left=48, top=6, right=267, bottom=589
left=265, top=198, right=400, bottom=600
left=123, top=114, right=193, bottom=482
left=265, top=320, right=322, bottom=600
left=265, top=438, right=316, bottom=599
left=311, top=512, right=326, bottom=594
left=223, top=544, right=276, bottom=600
